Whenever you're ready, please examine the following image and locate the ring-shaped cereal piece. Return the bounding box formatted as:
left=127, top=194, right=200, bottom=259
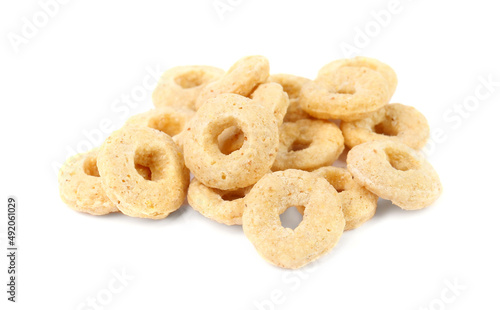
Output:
left=340, top=103, right=430, bottom=149
left=195, top=55, right=270, bottom=110
left=272, top=119, right=344, bottom=172
left=318, top=56, right=398, bottom=99
left=242, top=169, right=345, bottom=269
left=125, top=106, right=195, bottom=148
left=300, top=66, right=389, bottom=121
left=250, top=82, right=289, bottom=126
left=312, top=166, right=378, bottom=230
left=153, top=66, right=224, bottom=110
left=187, top=178, right=253, bottom=225
left=269, top=74, right=312, bottom=122
left=58, top=149, right=119, bottom=215
left=97, top=126, right=190, bottom=219
left=347, top=140, right=442, bottom=210
left=184, top=93, right=279, bottom=190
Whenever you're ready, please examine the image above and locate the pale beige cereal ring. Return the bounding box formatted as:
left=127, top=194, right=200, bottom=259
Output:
left=125, top=106, right=195, bottom=148
left=318, top=56, right=398, bottom=99
left=340, top=103, right=430, bottom=149
left=269, top=74, right=312, bottom=122
left=272, top=119, right=344, bottom=171
left=187, top=178, right=253, bottom=225
left=300, top=66, right=389, bottom=121
left=58, top=149, right=118, bottom=215
left=153, top=66, right=224, bottom=110
left=98, top=126, right=190, bottom=219
left=347, top=140, right=442, bottom=210
left=250, top=82, right=289, bottom=126
left=195, top=56, right=269, bottom=109
left=312, top=166, right=378, bottom=230
left=242, top=169, right=345, bottom=269
left=183, top=93, right=279, bottom=190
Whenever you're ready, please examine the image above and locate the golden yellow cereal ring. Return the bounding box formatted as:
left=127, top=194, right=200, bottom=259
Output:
left=195, top=55, right=269, bottom=109
left=318, top=56, right=398, bottom=99
left=269, top=73, right=312, bottom=122
left=153, top=66, right=224, bottom=110
left=250, top=82, right=289, bottom=126
left=272, top=119, right=344, bottom=171
left=187, top=178, right=253, bottom=225
left=312, top=166, right=378, bottom=230
left=58, top=149, right=119, bottom=215
left=340, top=103, right=430, bottom=149
left=97, top=126, right=190, bottom=219
left=184, top=93, right=279, bottom=190
left=125, top=106, right=195, bottom=149
left=347, top=140, right=442, bottom=210
left=300, top=66, right=389, bottom=121
left=242, top=169, right=345, bottom=269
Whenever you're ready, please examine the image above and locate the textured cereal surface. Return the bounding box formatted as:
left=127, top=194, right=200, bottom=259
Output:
left=272, top=119, right=344, bottom=171
left=300, top=66, right=389, bottom=121
left=153, top=65, right=224, bottom=110
left=187, top=178, right=253, bottom=225
left=312, top=166, right=378, bottom=230
left=243, top=170, right=345, bottom=269
left=318, top=56, right=398, bottom=100
left=97, top=126, right=189, bottom=219
left=195, top=55, right=269, bottom=109
left=269, top=74, right=312, bottom=122
left=250, top=82, right=289, bottom=126
left=183, top=93, right=279, bottom=190
left=58, top=149, right=118, bottom=215
left=347, top=140, right=442, bottom=210
left=340, top=103, right=429, bottom=149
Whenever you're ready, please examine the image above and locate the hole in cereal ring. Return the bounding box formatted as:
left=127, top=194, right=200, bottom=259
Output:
left=385, top=147, right=420, bottom=171
left=135, top=164, right=152, bottom=181
left=148, top=114, right=183, bottom=137
left=174, top=71, right=204, bottom=89
left=218, top=126, right=245, bottom=155
left=83, top=156, right=100, bottom=177
left=374, top=118, right=398, bottom=136
left=221, top=189, right=246, bottom=201
left=280, top=206, right=303, bottom=230
left=289, top=139, right=312, bottom=152
left=134, top=147, right=163, bottom=181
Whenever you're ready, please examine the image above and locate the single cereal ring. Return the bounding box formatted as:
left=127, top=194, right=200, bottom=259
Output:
left=250, top=82, right=289, bottom=125
left=153, top=65, right=224, bottom=110
left=340, top=103, right=430, bottom=149
left=300, top=66, right=389, bottom=121
left=98, top=126, right=190, bottom=219
left=187, top=178, right=253, bottom=225
left=125, top=106, right=195, bottom=148
left=269, top=74, right=312, bottom=122
left=318, top=57, right=398, bottom=99
left=184, top=93, right=279, bottom=190
left=312, top=166, right=378, bottom=230
left=242, top=169, right=345, bottom=269
left=195, top=56, right=270, bottom=109
left=58, top=149, right=118, bottom=215
left=272, top=119, right=344, bottom=171
left=347, top=140, right=442, bottom=210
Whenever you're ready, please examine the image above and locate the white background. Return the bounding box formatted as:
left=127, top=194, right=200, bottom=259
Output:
left=1, top=0, right=500, bottom=309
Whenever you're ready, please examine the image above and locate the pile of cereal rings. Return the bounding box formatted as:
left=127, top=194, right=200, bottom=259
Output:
left=59, top=56, right=442, bottom=269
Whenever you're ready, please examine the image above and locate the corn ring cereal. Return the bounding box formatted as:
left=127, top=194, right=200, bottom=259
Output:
left=269, top=73, right=312, bottom=122
left=153, top=65, right=224, bottom=110
left=242, top=169, right=345, bottom=269
left=195, top=55, right=269, bottom=109
left=347, top=140, right=442, bottom=210
left=97, top=126, right=189, bottom=219
left=272, top=119, right=344, bottom=171
left=340, top=103, right=429, bottom=150
left=58, top=149, right=119, bottom=215
left=187, top=178, right=253, bottom=225
left=184, top=93, right=279, bottom=190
